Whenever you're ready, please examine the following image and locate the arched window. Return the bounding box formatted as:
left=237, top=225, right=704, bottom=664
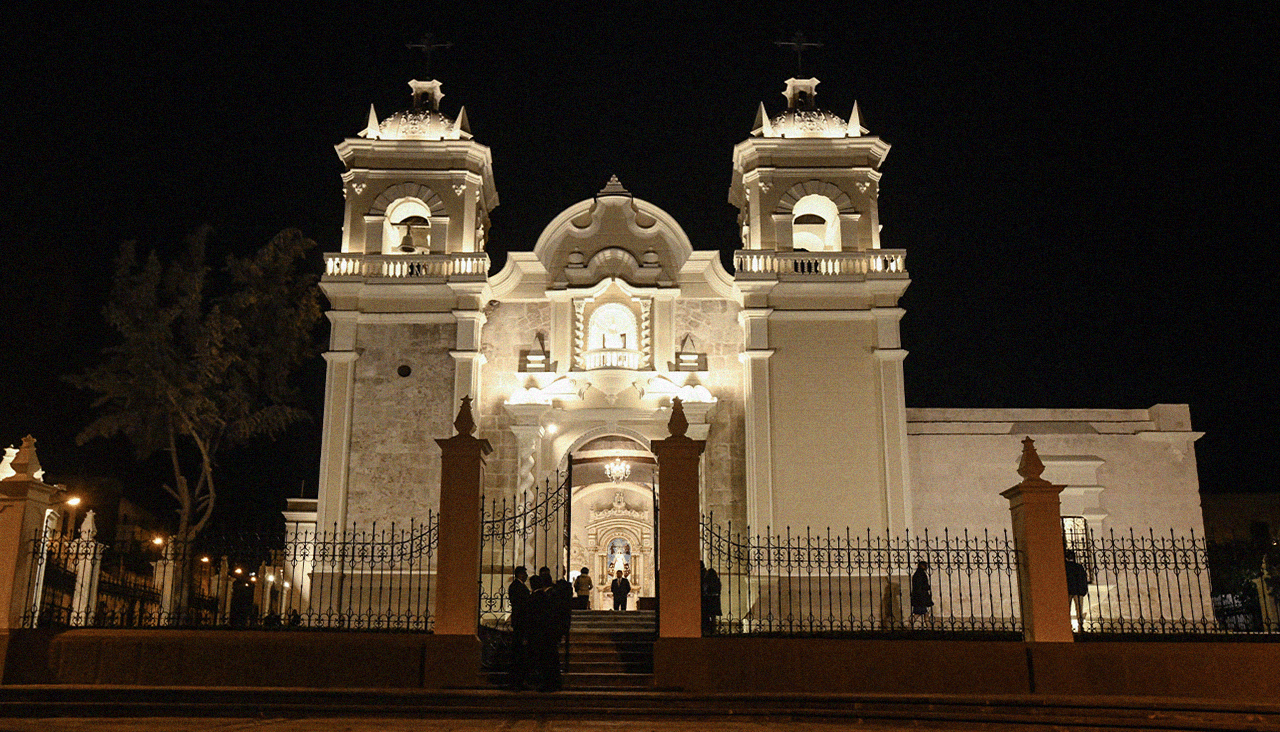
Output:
left=588, top=303, right=638, bottom=351
left=791, top=194, right=841, bottom=252
left=382, top=198, right=432, bottom=254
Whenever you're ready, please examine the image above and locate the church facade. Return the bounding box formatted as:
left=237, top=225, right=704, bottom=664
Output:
left=300, top=76, right=1204, bottom=606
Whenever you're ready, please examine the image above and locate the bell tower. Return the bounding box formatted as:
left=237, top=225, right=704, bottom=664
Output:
left=315, top=78, right=498, bottom=530
left=730, top=78, right=912, bottom=535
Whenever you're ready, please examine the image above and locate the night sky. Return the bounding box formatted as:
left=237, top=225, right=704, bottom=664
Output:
left=3, top=4, right=1277, bottom=528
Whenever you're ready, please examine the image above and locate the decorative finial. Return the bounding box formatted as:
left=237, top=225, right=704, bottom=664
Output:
left=753, top=102, right=773, bottom=137
left=668, top=397, right=689, bottom=438
left=359, top=104, right=380, bottom=139
left=78, top=510, right=98, bottom=541
left=454, top=396, right=477, bottom=436
left=847, top=101, right=863, bottom=137
left=4, top=435, right=42, bottom=482
left=597, top=175, right=631, bottom=198
left=1016, top=436, right=1046, bottom=482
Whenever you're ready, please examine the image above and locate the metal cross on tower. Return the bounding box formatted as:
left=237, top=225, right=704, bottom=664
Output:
left=775, top=32, right=823, bottom=76
left=406, top=32, right=453, bottom=78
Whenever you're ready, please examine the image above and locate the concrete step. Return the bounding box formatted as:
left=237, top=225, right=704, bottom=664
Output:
left=3, top=686, right=1276, bottom=730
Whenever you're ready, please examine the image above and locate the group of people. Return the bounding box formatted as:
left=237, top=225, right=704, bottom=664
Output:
left=506, top=566, right=572, bottom=691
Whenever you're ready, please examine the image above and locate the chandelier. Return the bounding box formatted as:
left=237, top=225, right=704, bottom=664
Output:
left=604, top=458, right=631, bottom=483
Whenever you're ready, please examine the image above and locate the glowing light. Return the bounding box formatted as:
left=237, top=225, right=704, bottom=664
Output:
left=250, top=576, right=257, bottom=583
left=604, top=459, right=631, bottom=483
left=151, top=536, right=164, bottom=546
left=234, top=568, right=243, bottom=575
left=283, top=582, right=291, bottom=589
left=545, top=424, right=558, bottom=435
left=267, top=575, right=275, bottom=582
left=65, top=497, right=81, bottom=507
left=200, top=556, right=210, bottom=563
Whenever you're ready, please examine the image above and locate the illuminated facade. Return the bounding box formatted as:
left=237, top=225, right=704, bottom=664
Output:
left=301, top=77, right=1205, bottom=606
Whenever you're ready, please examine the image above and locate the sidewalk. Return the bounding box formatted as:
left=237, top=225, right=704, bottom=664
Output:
left=2, top=688, right=1279, bottom=731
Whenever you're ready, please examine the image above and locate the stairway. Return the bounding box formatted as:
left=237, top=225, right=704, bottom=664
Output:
left=562, top=609, right=655, bottom=689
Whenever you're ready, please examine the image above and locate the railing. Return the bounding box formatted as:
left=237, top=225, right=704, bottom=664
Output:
left=478, top=472, right=571, bottom=671
left=323, top=252, right=490, bottom=280
left=1078, top=529, right=1278, bottom=635
left=479, top=472, right=571, bottom=633
left=701, top=516, right=1022, bottom=637
left=23, top=517, right=439, bottom=631
left=582, top=348, right=643, bottom=370
left=733, top=249, right=907, bottom=279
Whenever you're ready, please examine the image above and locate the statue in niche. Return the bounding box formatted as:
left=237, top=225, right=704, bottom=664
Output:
left=608, top=537, right=631, bottom=578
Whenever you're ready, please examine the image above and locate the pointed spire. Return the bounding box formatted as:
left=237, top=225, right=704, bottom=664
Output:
left=847, top=101, right=862, bottom=137
left=753, top=102, right=773, bottom=137
left=597, top=175, right=631, bottom=197
left=668, top=397, right=689, bottom=438
left=454, top=396, right=477, bottom=436
left=359, top=104, right=380, bottom=139
left=1016, top=436, right=1047, bottom=482
left=453, top=106, right=471, bottom=137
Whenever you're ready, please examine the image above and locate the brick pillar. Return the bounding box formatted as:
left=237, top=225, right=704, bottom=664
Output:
left=0, top=436, right=59, bottom=681
left=433, top=397, right=491, bottom=637
left=1001, top=437, right=1073, bottom=643
left=653, top=398, right=705, bottom=639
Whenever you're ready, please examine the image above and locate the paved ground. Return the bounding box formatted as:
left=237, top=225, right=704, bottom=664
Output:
left=0, top=719, right=1121, bottom=732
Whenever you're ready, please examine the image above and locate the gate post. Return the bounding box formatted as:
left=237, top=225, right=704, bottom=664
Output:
left=0, top=437, right=59, bottom=678
left=653, top=398, right=705, bottom=638
left=434, top=397, right=491, bottom=638
left=1001, top=437, right=1073, bottom=643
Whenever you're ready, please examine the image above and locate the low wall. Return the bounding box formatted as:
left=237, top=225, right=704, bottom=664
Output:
left=654, top=637, right=1280, bottom=701
left=2, top=629, right=479, bottom=688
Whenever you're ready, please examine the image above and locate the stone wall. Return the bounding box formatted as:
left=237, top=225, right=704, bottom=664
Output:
left=674, top=299, right=746, bottom=528
left=345, top=322, right=456, bottom=526
left=478, top=301, right=552, bottom=500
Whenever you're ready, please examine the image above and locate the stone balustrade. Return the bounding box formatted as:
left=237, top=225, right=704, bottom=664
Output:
left=583, top=348, right=643, bottom=370
left=733, top=249, right=907, bottom=279
left=323, top=253, right=491, bottom=281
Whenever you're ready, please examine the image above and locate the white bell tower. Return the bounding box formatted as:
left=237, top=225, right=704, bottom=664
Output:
left=729, top=78, right=912, bottom=534
left=315, top=78, right=498, bottom=530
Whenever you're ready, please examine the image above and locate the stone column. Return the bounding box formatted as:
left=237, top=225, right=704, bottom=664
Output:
left=0, top=437, right=58, bottom=632
left=434, top=397, right=491, bottom=637
left=1, top=437, right=59, bottom=682
left=653, top=398, right=706, bottom=638
left=1001, top=437, right=1073, bottom=643
left=69, top=511, right=103, bottom=627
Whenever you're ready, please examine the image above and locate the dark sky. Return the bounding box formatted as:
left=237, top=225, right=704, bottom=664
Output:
left=2, top=3, right=1277, bottom=527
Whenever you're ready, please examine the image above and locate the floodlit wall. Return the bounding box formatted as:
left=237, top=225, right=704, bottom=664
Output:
left=345, top=322, right=456, bottom=526
left=768, top=317, right=885, bottom=532
left=907, top=406, right=1204, bottom=535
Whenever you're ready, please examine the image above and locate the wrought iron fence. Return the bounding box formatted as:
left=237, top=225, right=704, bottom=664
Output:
left=1077, top=528, right=1278, bottom=635
left=23, top=516, right=439, bottom=631
left=478, top=471, right=570, bottom=632
left=701, top=515, right=1022, bottom=637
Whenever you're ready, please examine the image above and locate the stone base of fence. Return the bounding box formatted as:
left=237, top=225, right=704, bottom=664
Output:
left=654, top=637, right=1280, bottom=701
left=3, top=629, right=479, bottom=688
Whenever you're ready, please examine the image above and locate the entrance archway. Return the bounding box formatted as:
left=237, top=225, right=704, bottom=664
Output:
left=567, top=436, right=657, bottom=611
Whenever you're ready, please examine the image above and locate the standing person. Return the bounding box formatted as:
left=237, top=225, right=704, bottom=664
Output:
left=909, top=561, right=933, bottom=628
left=573, top=567, right=593, bottom=610
left=700, top=561, right=721, bottom=634
left=1065, top=550, right=1089, bottom=627
left=507, top=566, right=530, bottom=689
left=611, top=570, right=631, bottom=612
left=526, top=575, right=560, bottom=691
